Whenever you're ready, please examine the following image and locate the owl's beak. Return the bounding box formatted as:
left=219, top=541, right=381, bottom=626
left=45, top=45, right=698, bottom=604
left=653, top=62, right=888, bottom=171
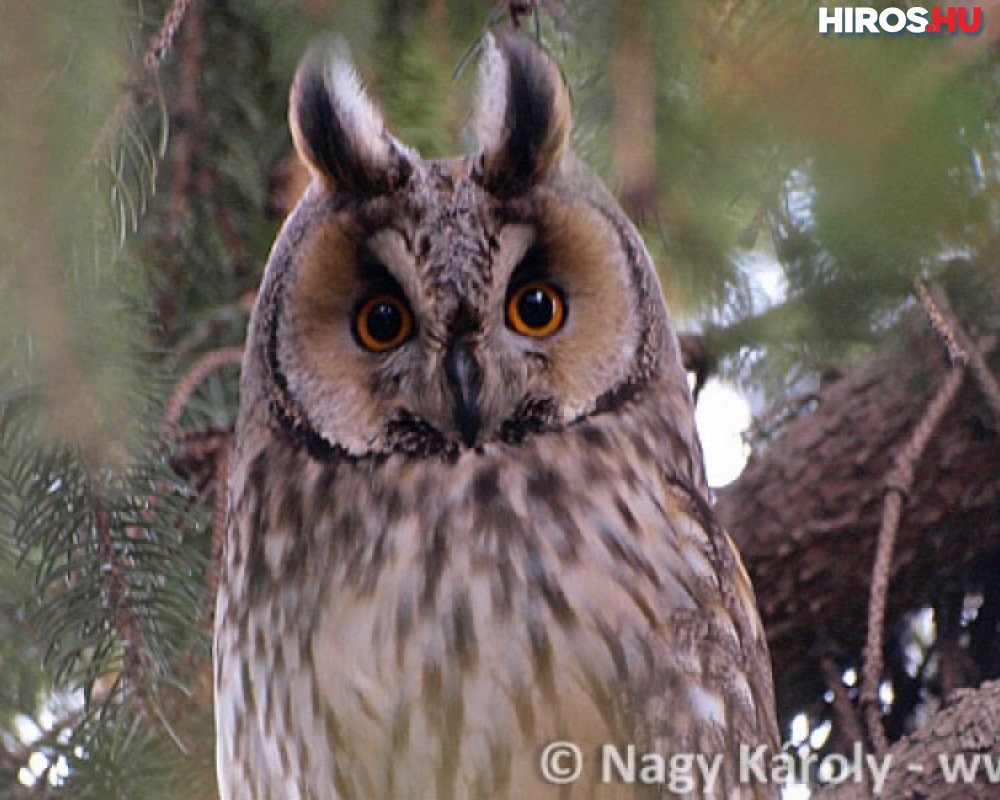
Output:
left=444, top=338, right=482, bottom=448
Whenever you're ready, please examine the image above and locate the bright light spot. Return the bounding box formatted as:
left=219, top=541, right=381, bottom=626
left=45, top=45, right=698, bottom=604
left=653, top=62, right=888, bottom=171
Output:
left=18, top=767, right=36, bottom=787
left=38, top=708, right=55, bottom=731
left=790, top=712, right=809, bottom=745
left=843, top=668, right=857, bottom=687
left=13, top=715, right=41, bottom=746
left=914, top=607, right=935, bottom=641
left=879, top=681, right=895, bottom=707
left=782, top=783, right=811, bottom=799
left=903, top=608, right=937, bottom=677
left=49, top=755, right=68, bottom=785
left=741, top=250, right=788, bottom=305
left=757, top=267, right=788, bottom=303
left=695, top=380, right=751, bottom=487
left=28, top=751, right=49, bottom=776
left=810, top=720, right=832, bottom=750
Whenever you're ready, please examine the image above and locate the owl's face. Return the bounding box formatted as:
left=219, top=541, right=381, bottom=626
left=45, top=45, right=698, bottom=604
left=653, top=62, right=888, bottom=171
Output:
left=247, top=34, right=674, bottom=459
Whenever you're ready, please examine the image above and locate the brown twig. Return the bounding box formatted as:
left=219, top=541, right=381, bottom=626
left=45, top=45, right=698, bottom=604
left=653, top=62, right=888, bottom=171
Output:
left=929, top=283, right=1000, bottom=427
left=861, top=276, right=991, bottom=753
left=90, top=0, right=197, bottom=164
left=821, top=656, right=866, bottom=752
left=156, top=0, right=203, bottom=333
left=747, top=391, right=821, bottom=442
left=861, top=279, right=997, bottom=752
left=861, top=333, right=998, bottom=754
left=143, top=0, right=196, bottom=74
left=861, top=362, right=965, bottom=754
left=913, top=276, right=967, bottom=366
left=88, top=473, right=147, bottom=698
left=171, top=3, right=205, bottom=225
left=164, top=347, right=244, bottom=428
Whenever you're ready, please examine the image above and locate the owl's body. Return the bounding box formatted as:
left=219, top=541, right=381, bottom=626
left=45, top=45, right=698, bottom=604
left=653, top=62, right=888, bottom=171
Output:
left=215, top=34, right=778, bottom=799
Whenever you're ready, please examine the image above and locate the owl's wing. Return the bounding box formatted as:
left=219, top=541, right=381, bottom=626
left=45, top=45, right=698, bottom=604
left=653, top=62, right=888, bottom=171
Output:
left=636, top=470, right=780, bottom=799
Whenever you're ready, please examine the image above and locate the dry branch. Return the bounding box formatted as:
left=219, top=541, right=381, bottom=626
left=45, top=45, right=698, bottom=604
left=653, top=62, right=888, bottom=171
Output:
left=913, top=277, right=967, bottom=367
left=930, top=284, right=1000, bottom=427
left=861, top=359, right=967, bottom=754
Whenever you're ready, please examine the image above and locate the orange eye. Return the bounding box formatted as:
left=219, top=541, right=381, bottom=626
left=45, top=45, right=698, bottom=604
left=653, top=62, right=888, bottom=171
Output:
left=506, top=281, right=565, bottom=338
left=354, top=294, right=413, bottom=352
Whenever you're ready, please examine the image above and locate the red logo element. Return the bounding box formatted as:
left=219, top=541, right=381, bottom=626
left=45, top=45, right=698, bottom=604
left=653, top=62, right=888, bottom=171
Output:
left=931, top=6, right=983, bottom=33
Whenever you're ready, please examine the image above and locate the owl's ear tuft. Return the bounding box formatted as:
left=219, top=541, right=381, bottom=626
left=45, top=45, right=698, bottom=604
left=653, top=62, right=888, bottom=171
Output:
left=473, top=32, right=571, bottom=195
left=290, top=50, right=412, bottom=194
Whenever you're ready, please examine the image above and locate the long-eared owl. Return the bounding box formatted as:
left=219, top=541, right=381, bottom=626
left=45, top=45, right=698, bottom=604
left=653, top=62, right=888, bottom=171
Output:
left=214, top=31, right=778, bottom=800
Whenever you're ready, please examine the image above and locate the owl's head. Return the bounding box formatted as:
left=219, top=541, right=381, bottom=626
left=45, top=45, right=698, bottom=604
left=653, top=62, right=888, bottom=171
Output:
left=244, top=33, right=682, bottom=460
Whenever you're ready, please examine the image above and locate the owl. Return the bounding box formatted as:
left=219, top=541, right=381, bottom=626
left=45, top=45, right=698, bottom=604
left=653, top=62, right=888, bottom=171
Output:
left=214, top=32, right=778, bottom=800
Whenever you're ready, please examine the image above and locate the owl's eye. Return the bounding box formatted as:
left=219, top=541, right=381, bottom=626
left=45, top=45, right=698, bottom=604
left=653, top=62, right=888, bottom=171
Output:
left=355, top=294, right=414, bottom=352
left=506, top=281, right=565, bottom=338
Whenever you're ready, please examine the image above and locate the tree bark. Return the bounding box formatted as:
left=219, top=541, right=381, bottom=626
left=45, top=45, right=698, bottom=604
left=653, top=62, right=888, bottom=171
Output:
left=814, top=680, right=1000, bottom=799
left=716, top=312, right=1000, bottom=724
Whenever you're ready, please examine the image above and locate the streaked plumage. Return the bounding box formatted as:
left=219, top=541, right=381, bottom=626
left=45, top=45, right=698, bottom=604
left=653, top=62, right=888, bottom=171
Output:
left=215, top=32, right=778, bottom=799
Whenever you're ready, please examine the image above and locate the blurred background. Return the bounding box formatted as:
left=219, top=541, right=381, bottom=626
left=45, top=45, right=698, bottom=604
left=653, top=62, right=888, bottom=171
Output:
left=1, top=1, right=999, bottom=797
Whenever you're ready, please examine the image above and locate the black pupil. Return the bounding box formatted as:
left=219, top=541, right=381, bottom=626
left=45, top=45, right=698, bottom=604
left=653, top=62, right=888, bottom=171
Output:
left=367, top=302, right=402, bottom=343
left=518, top=288, right=555, bottom=329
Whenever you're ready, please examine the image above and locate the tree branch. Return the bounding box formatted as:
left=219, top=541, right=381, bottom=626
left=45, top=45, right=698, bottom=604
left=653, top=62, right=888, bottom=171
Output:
left=816, top=680, right=1000, bottom=799
left=913, top=277, right=967, bottom=367
left=929, top=283, right=1000, bottom=428
left=164, top=347, right=244, bottom=428
left=822, top=656, right=866, bottom=754
left=861, top=358, right=967, bottom=754
left=861, top=277, right=994, bottom=753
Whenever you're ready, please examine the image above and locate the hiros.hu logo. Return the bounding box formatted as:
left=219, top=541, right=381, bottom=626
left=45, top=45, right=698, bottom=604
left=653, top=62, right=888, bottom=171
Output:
left=819, top=6, right=983, bottom=34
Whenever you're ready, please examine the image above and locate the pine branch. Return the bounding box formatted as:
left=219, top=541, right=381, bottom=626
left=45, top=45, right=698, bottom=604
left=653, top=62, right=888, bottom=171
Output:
left=1, top=62, right=210, bottom=763
left=1, top=392, right=204, bottom=703
left=91, top=0, right=196, bottom=166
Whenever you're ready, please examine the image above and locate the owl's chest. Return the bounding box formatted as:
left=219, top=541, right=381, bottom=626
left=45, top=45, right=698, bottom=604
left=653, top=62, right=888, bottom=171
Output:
left=219, top=442, right=700, bottom=799
left=301, top=467, right=665, bottom=794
